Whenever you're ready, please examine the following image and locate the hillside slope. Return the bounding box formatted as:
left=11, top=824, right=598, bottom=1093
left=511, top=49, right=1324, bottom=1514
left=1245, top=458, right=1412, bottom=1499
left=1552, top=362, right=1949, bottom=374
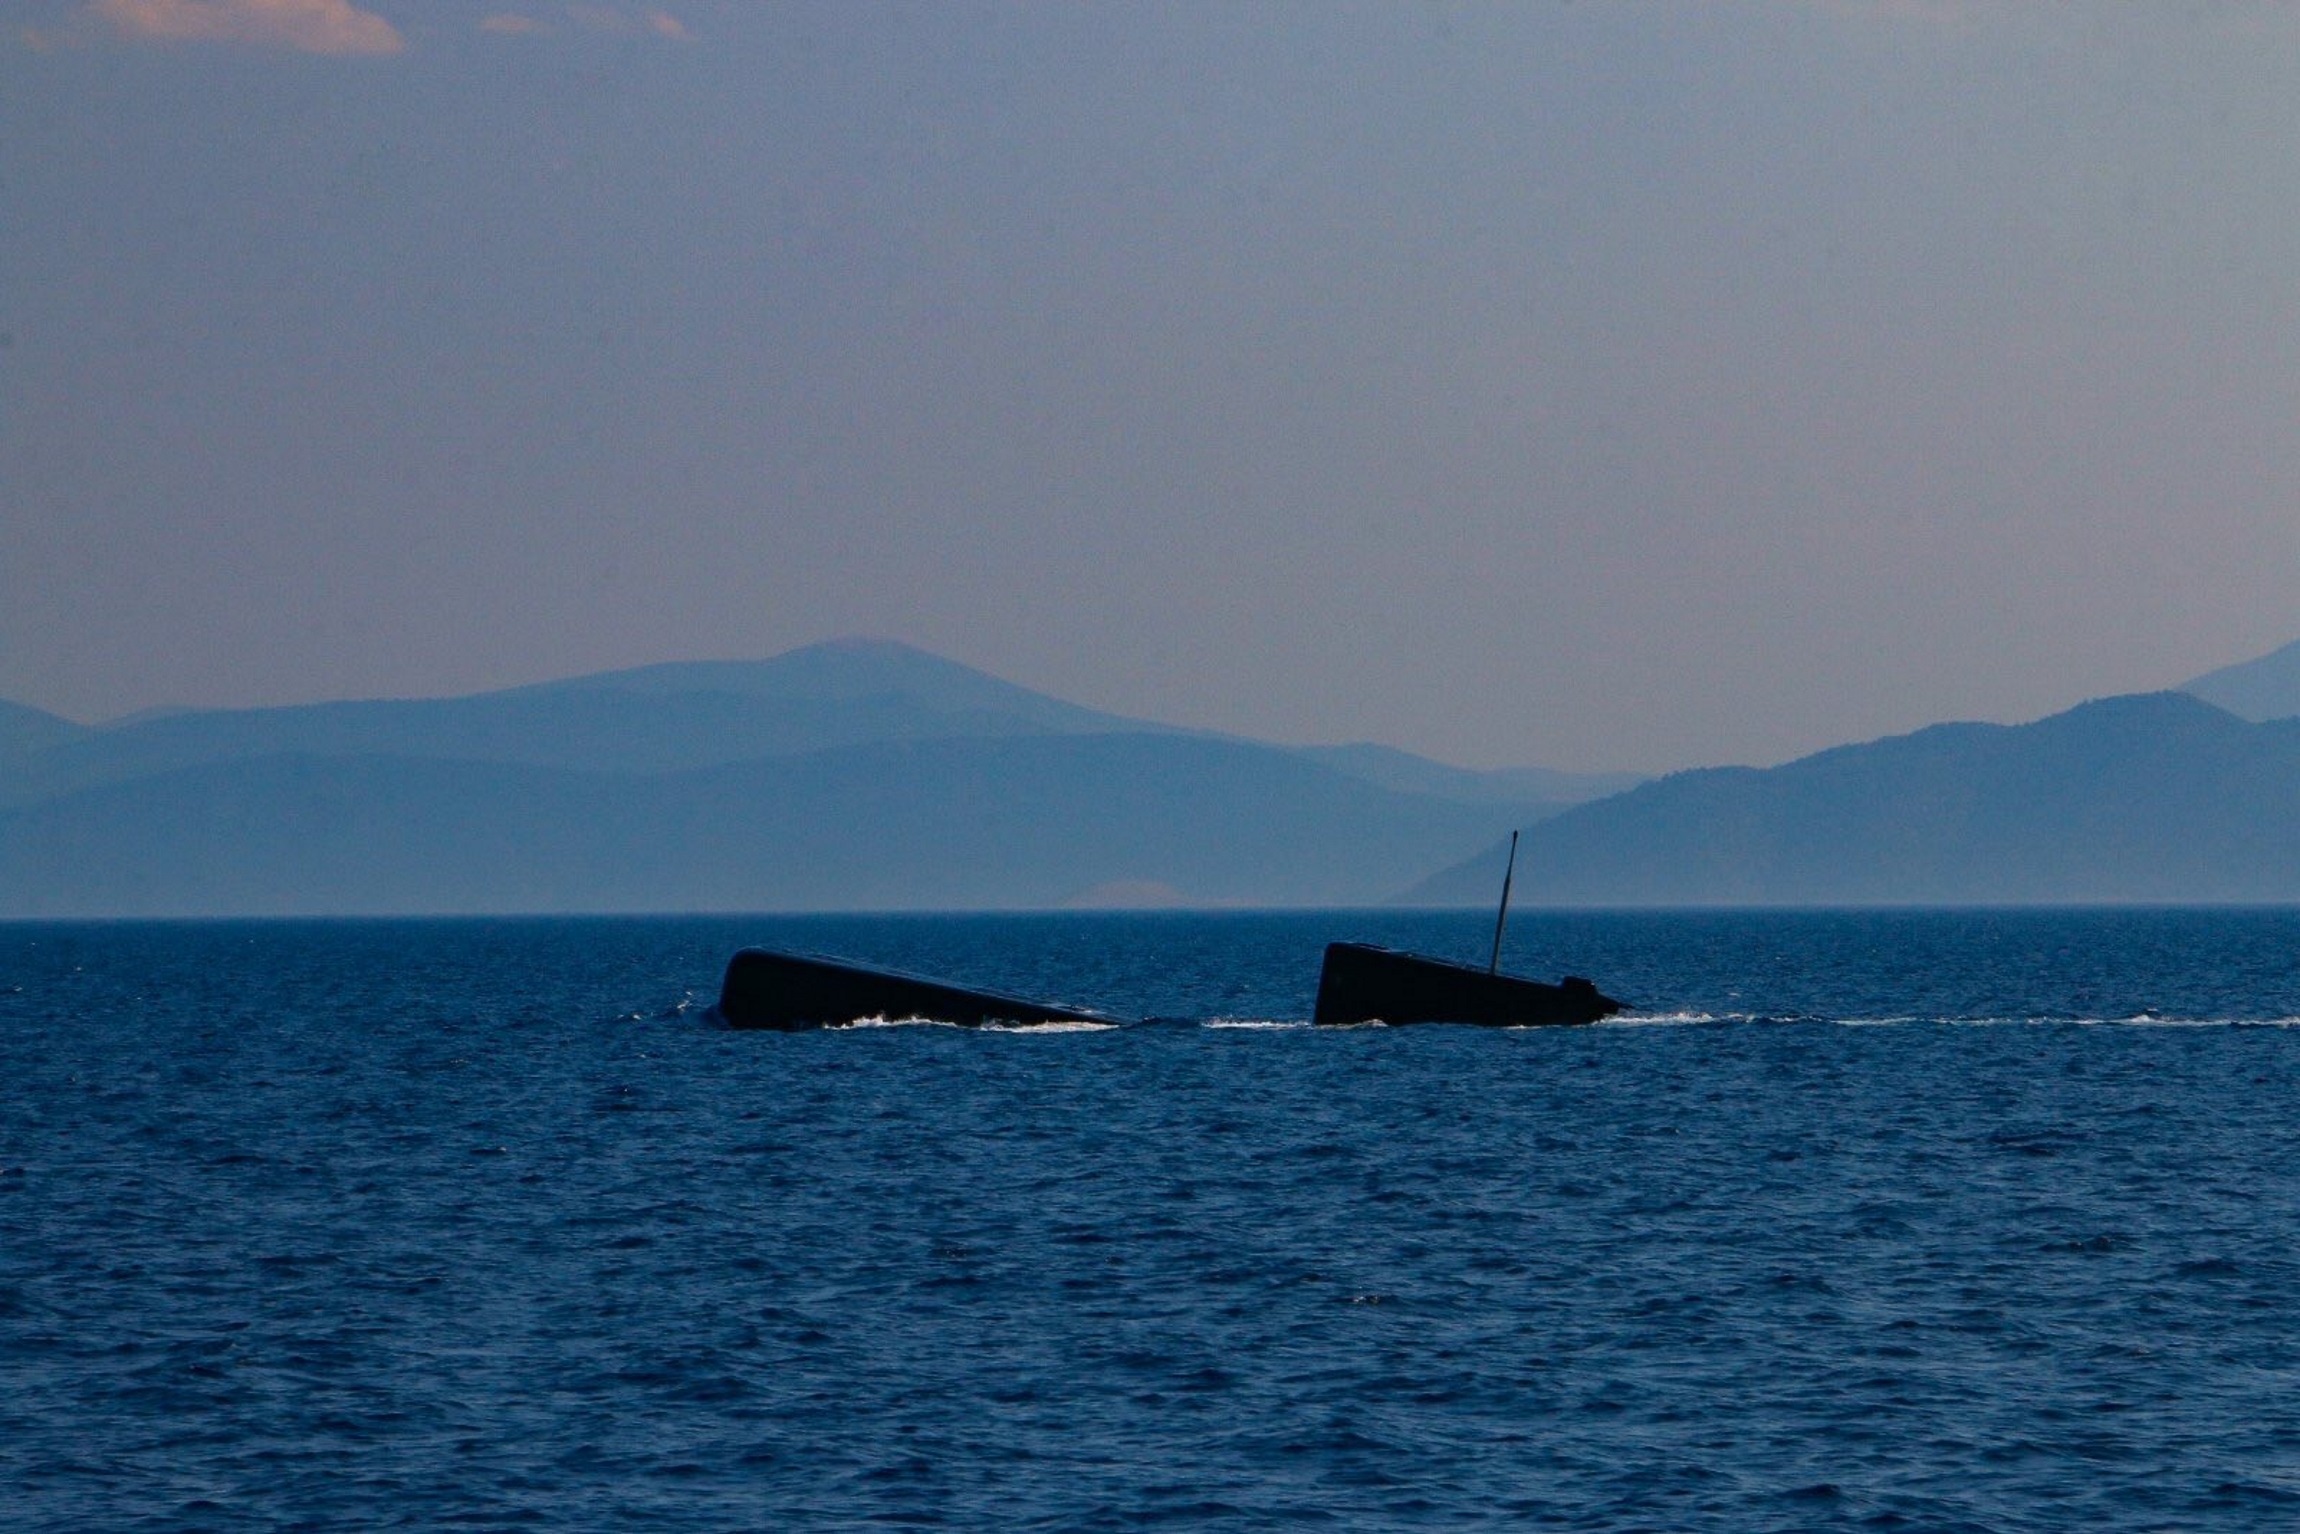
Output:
left=1403, top=693, right=2300, bottom=905
left=0, top=639, right=1167, bottom=807
left=2184, top=638, right=2300, bottom=723
left=0, top=733, right=1531, bottom=916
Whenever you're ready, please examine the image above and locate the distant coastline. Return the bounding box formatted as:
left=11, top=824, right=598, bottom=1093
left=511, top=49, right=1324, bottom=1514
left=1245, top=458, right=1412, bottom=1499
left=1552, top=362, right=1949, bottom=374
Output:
left=5, top=637, right=2299, bottom=918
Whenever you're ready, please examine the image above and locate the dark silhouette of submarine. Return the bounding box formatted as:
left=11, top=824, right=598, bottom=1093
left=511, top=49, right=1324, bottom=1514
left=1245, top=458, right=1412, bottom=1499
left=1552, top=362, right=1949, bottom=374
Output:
left=712, top=947, right=1115, bottom=1030
left=1310, top=941, right=1622, bottom=1027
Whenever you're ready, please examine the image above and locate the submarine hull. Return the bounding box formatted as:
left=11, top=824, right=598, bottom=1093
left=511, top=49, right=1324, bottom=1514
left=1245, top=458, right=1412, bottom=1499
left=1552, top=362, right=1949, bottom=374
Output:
left=714, top=948, right=1110, bottom=1031
left=1312, top=941, right=1623, bottom=1027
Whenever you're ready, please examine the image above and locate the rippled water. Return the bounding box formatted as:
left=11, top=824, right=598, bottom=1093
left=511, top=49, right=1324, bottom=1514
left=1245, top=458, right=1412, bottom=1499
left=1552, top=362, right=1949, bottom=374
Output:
left=6, top=910, right=2300, bottom=1530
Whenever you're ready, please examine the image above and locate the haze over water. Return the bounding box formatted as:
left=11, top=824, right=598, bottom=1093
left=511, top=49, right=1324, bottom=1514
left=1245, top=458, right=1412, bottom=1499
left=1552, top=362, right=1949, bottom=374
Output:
left=7, top=910, right=2300, bottom=1530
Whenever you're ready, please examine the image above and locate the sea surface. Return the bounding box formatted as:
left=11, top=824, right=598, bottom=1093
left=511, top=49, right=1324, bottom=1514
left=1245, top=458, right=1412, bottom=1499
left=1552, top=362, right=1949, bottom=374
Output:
left=5, top=908, right=2300, bottom=1531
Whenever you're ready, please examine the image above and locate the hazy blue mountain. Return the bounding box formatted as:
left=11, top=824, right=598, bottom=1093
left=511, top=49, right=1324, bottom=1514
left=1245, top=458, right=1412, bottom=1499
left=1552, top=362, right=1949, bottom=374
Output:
left=0, top=734, right=1529, bottom=917
left=0, top=639, right=1175, bottom=808
left=0, top=637, right=1589, bottom=817
left=520, top=638, right=1147, bottom=722
left=17, top=647, right=2298, bottom=913
left=2183, top=637, right=2300, bottom=722
left=1296, top=743, right=1640, bottom=807
left=0, top=700, right=88, bottom=762
left=1401, top=692, right=2300, bottom=906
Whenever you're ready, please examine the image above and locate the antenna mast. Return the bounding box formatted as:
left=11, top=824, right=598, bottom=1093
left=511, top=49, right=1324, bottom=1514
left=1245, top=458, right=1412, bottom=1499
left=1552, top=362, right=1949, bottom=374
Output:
left=1488, top=829, right=1519, bottom=974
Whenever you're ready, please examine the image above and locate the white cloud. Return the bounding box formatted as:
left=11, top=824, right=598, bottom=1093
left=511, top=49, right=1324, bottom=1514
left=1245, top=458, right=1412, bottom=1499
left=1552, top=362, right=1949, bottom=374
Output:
left=92, top=0, right=403, bottom=55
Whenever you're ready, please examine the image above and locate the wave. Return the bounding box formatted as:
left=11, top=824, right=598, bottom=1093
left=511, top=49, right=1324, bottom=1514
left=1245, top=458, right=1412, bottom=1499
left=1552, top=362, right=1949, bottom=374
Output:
left=829, top=1014, right=1119, bottom=1032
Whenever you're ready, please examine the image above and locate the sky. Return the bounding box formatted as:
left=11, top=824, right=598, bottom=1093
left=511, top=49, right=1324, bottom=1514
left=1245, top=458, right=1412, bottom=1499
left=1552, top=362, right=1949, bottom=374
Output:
left=4, top=1, right=2298, bottom=772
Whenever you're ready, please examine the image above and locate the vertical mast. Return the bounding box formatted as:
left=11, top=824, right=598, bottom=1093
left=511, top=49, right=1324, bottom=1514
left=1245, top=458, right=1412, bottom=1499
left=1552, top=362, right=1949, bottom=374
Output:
left=1488, top=829, right=1519, bottom=974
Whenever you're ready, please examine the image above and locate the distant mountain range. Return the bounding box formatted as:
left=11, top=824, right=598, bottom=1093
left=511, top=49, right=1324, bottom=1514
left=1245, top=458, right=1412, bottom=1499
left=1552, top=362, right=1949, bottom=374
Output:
left=1406, top=691, right=2300, bottom=906
left=9, top=636, right=2300, bottom=916
left=0, top=641, right=1161, bottom=809
left=0, top=640, right=1624, bottom=916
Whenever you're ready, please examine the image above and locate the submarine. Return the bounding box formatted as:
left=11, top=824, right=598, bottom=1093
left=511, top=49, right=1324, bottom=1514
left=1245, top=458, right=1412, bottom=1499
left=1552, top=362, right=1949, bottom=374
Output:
left=1312, top=941, right=1623, bottom=1027
left=1312, top=830, right=1626, bottom=1027
left=712, top=947, right=1118, bottom=1030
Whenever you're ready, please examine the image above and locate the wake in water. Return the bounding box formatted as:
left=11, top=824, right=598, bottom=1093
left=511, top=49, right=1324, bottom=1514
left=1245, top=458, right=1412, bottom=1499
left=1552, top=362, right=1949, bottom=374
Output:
left=835, top=1014, right=1119, bottom=1032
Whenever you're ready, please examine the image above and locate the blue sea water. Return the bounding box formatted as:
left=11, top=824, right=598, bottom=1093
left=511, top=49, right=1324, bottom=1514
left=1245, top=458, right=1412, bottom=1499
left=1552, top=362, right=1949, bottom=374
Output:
left=5, top=908, right=2300, bottom=1531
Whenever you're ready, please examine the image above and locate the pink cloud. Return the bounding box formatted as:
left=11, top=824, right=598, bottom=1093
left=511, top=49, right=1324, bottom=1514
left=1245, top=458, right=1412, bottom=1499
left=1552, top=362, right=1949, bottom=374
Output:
left=645, top=10, right=688, bottom=41
left=92, top=0, right=404, bottom=55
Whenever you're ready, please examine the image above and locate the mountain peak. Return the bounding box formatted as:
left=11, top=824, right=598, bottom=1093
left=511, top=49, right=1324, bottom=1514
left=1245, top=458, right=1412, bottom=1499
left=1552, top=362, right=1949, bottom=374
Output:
left=1402, top=687, right=2300, bottom=906
left=531, top=636, right=1123, bottom=718
left=2183, top=637, right=2300, bottom=722
left=2042, top=689, right=2243, bottom=731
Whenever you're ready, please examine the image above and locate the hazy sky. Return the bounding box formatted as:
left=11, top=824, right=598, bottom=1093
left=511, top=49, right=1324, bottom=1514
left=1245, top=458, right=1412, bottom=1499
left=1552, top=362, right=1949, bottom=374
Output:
left=5, top=1, right=2298, bottom=771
